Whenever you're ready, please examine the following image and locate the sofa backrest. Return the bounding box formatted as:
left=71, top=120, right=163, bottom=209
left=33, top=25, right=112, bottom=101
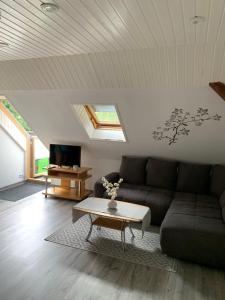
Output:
left=146, top=157, right=178, bottom=190
left=119, top=155, right=225, bottom=197
left=210, top=165, right=225, bottom=198
left=119, top=156, right=147, bottom=185
left=176, top=162, right=211, bottom=194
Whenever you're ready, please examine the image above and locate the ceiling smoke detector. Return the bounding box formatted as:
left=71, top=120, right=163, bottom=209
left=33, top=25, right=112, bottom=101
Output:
left=40, top=2, right=59, bottom=13
left=0, top=42, right=9, bottom=48
left=190, top=16, right=206, bottom=24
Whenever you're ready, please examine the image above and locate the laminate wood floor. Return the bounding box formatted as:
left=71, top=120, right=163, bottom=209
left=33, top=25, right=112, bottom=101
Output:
left=0, top=192, right=224, bottom=300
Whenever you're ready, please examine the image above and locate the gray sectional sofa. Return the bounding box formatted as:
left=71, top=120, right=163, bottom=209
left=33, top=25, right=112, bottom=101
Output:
left=94, top=156, right=225, bottom=269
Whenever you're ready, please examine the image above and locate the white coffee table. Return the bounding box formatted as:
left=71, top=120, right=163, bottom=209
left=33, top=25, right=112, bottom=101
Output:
left=72, top=197, right=151, bottom=251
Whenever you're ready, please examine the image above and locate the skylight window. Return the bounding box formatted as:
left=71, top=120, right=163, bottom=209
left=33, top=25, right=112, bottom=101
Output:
left=84, top=105, right=121, bottom=129
left=73, top=104, right=126, bottom=142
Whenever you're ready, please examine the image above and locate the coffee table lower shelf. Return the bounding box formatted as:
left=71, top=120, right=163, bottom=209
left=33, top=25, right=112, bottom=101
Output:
left=86, top=215, right=135, bottom=251
left=43, top=186, right=92, bottom=201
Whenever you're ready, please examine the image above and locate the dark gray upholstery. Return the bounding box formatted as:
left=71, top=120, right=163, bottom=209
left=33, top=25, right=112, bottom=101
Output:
left=145, top=188, right=173, bottom=225
left=113, top=183, right=173, bottom=225
left=119, top=183, right=152, bottom=191
left=222, top=207, right=225, bottom=222
left=219, top=191, right=225, bottom=222
left=146, top=158, right=178, bottom=190
left=176, top=162, right=211, bottom=194
left=160, top=193, right=225, bottom=269
left=94, top=156, right=225, bottom=269
left=119, top=156, right=147, bottom=185
left=113, top=186, right=149, bottom=206
left=166, top=193, right=221, bottom=219
left=210, top=165, right=225, bottom=197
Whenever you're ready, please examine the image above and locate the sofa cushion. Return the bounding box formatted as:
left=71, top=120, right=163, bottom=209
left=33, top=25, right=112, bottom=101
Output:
left=120, top=183, right=152, bottom=191
left=222, top=207, right=225, bottom=223
left=111, top=184, right=173, bottom=225
left=210, top=165, right=225, bottom=198
left=145, top=187, right=173, bottom=225
left=119, top=156, right=147, bottom=185
left=160, top=212, right=225, bottom=269
left=160, top=194, right=225, bottom=269
left=114, top=187, right=149, bottom=206
left=169, top=192, right=221, bottom=219
left=219, top=190, right=225, bottom=222
left=146, top=158, right=178, bottom=190
left=176, top=162, right=211, bottom=194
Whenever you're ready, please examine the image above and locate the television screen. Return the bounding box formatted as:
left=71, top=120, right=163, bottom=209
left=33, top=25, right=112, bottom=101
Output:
left=49, top=144, right=81, bottom=167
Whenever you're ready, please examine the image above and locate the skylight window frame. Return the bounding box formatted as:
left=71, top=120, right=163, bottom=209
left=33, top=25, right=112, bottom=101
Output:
left=84, top=104, right=122, bottom=130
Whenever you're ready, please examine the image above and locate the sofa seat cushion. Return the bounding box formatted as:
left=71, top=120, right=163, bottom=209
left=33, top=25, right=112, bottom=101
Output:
left=169, top=193, right=221, bottom=219
left=160, top=194, right=225, bottom=269
left=110, top=184, right=173, bottom=225
left=219, top=190, right=225, bottom=222
left=120, top=183, right=152, bottom=191
left=119, top=156, right=147, bottom=185
left=160, top=213, right=225, bottom=269
left=210, top=165, right=225, bottom=197
left=145, top=188, right=173, bottom=225
left=112, top=188, right=149, bottom=206
left=146, top=158, right=178, bottom=190
left=176, top=162, right=211, bottom=194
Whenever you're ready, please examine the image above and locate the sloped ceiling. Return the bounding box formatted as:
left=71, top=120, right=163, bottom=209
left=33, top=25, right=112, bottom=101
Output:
left=0, top=1, right=225, bottom=88
left=0, top=44, right=224, bottom=89
left=0, top=0, right=225, bottom=60
left=1, top=1, right=225, bottom=184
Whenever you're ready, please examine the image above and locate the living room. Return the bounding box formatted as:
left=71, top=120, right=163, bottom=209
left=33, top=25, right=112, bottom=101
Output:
left=0, top=1, right=225, bottom=300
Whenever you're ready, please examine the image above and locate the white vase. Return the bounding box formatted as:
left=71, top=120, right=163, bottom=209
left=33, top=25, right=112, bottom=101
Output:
left=108, top=196, right=117, bottom=210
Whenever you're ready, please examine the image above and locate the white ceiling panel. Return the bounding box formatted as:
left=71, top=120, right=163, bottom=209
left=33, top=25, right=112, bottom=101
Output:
left=0, top=44, right=224, bottom=90
left=0, top=1, right=224, bottom=89
left=0, top=0, right=224, bottom=61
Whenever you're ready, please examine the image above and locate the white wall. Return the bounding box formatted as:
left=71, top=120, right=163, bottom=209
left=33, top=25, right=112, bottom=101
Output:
left=0, top=127, right=25, bottom=189
left=4, top=86, right=225, bottom=188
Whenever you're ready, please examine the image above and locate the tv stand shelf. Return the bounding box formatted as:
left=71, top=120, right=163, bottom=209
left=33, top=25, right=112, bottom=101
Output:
left=43, top=167, right=92, bottom=201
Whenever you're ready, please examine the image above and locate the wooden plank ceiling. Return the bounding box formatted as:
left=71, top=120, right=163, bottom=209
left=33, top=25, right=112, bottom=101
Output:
left=0, top=0, right=224, bottom=61
left=0, top=0, right=225, bottom=89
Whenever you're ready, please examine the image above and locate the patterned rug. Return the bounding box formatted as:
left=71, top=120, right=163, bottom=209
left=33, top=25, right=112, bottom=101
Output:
left=45, top=215, right=177, bottom=272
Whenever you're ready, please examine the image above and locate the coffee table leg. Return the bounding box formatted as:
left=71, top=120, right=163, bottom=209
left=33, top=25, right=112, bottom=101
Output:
left=128, top=223, right=135, bottom=238
left=45, top=176, right=48, bottom=198
left=121, top=221, right=126, bottom=252
left=85, top=214, right=93, bottom=241
left=121, top=230, right=125, bottom=252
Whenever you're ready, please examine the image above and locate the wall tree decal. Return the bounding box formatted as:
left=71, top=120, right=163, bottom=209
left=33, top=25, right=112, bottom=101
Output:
left=153, top=108, right=222, bottom=145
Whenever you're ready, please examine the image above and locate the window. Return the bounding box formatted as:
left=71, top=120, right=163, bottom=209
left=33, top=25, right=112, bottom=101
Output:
left=1, top=99, right=32, bottom=132
left=1, top=97, right=49, bottom=177
left=73, top=104, right=126, bottom=142
left=84, top=105, right=121, bottom=129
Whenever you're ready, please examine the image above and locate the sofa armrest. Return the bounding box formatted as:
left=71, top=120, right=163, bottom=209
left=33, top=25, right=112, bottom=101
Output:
left=94, top=172, right=120, bottom=198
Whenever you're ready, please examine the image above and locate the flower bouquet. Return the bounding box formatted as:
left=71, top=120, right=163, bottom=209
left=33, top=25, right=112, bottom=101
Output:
left=102, top=176, right=123, bottom=209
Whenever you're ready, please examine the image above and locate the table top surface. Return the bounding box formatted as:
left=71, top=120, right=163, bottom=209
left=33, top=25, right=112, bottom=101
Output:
left=73, top=197, right=150, bottom=222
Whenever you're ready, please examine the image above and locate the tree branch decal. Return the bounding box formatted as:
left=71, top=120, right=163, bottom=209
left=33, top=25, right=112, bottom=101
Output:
left=153, top=108, right=222, bottom=145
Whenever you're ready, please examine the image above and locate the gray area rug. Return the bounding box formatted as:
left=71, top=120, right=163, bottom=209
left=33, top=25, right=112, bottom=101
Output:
left=0, top=182, right=44, bottom=201
left=45, top=215, right=177, bottom=272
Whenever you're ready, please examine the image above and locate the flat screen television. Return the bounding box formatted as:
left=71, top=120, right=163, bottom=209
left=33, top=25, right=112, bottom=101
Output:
left=49, top=144, right=81, bottom=167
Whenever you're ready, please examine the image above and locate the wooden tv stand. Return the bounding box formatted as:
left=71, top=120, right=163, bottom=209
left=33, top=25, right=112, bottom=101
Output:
left=43, top=166, right=92, bottom=201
